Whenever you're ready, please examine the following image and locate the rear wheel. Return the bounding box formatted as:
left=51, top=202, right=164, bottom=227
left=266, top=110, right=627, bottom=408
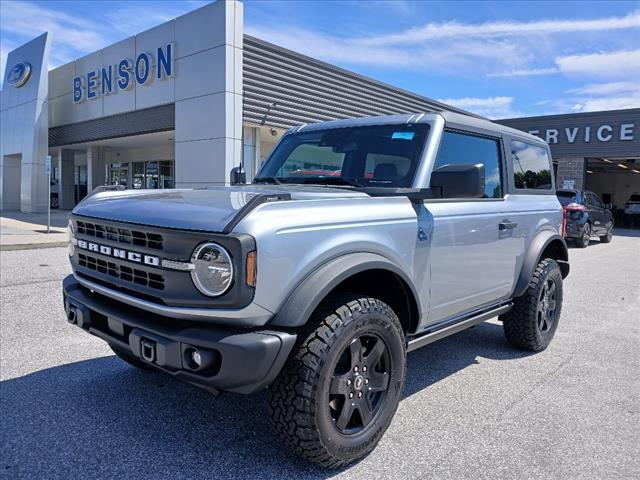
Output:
left=268, top=295, right=406, bottom=468
left=501, top=258, right=563, bottom=352
left=575, top=223, right=590, bottom=248
left=110, top=345, right=154, bottom=371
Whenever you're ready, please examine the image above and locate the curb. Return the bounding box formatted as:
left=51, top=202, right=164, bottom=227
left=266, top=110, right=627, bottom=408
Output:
left=0, top=242, right=69, bottom=252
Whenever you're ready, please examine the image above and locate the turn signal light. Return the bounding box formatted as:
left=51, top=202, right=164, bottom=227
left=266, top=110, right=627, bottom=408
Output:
left=246, top=251, right=257, bottom=287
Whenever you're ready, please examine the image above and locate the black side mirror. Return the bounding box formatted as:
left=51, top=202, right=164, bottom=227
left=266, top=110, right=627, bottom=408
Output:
left=230, top=166, right=246, bottom=185
left=430, top=163, right=485, bottom=198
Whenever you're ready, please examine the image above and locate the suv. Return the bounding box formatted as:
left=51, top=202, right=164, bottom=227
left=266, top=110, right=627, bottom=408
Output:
left=556, top=189, right=614, bottom=247
left=623, top=193, right=640, bottom=227
left=62, top=112, right=569, bottom=467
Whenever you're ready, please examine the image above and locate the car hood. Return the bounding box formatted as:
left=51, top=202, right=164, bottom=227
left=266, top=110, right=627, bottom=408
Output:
left=72, top=185, right=369, bottom=232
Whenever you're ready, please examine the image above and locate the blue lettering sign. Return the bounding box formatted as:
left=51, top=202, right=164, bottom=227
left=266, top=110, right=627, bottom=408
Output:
left=73, top=43, right=174, bottom=103
left=157, top=43, right=173, bottom=79
left=117, top=59, right=132, bottom=90
left=73, top=76, right=83, bottom=103
left=101, top=66, right=112, bottom=95
left=86, top=71, right=98, bottom=99
left=135, top=52, right=151, bottom=85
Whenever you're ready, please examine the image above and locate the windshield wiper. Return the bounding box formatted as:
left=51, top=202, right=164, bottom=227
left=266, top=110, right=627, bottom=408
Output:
left=253, top=176, right=282, bottom=185
left=303, top=177, right=363, bottom=188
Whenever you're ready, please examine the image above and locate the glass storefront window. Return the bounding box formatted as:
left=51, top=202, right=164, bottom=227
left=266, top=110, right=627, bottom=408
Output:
left=132, top=162, right=144, bottom=189
left=159, top=161, right=174, bottom=188
left=110, top=160, right=174, bottom=190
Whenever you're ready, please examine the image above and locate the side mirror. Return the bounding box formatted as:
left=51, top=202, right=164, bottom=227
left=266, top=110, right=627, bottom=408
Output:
left=430, top=163, right=485, bottom=198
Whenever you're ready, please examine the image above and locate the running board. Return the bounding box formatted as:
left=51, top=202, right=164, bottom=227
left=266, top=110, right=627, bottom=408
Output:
left=407, top=303, right=512, bottom=353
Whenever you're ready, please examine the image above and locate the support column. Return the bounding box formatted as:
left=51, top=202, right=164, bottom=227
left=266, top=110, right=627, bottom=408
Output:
left=174, top=0, right=243, bottom=188
left=58, top=148, right=75, bottom=209
left=86, top=146, right=106, bottom=193
left=242, top=126, right=261, bottom=181
left=556, top=157, right=586, bottom=190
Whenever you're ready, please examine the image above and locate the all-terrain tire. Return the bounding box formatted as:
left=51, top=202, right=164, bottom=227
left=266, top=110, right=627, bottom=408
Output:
left=268, top=296, right=406, bottom=468
left=110, top=345, right=154, bottom=371
left=501, top=258, right=563, bottom=352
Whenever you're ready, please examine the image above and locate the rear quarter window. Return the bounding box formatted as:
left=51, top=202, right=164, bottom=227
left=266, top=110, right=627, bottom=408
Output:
left=511, top=140, right=553, bottom=190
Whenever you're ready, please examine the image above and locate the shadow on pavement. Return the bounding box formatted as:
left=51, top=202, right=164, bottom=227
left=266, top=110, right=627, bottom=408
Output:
left=1, top=322, right=526, bottom=479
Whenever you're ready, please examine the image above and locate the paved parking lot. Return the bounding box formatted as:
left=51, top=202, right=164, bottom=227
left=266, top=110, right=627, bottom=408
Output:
left=1, top=230, right=639, bottom=479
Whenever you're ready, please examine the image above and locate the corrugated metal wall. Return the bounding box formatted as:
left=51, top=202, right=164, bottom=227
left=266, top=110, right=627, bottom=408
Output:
left=49, top=104, right=175, bottom=147
left=243, top=35, right=475, bottom=129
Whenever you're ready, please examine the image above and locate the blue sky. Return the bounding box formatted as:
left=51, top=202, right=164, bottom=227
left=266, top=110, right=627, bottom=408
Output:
left=1, top=0, right=639, bottom=118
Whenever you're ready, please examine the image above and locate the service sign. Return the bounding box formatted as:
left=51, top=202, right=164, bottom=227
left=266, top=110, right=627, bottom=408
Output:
left=73, top=43, right=174, bottom=103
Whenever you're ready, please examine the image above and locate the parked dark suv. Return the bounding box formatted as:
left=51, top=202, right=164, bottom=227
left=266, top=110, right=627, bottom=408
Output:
left=557, top=189, right=613, bottom=248
left=622, top=193, right=640, bottom=227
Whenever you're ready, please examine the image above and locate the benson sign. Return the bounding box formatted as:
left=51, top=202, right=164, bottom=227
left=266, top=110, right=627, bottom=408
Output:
left=73, top=43, right=173, bottom=103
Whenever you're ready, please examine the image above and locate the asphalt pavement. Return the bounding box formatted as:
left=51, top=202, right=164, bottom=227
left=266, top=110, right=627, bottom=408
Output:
left=1, top=231, right=639, bottom=479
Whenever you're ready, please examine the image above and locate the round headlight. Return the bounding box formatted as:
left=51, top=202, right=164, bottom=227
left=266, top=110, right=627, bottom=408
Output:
left=190, top=243, right=234, bottom=297
left=67, top=220, right=75, bottom=257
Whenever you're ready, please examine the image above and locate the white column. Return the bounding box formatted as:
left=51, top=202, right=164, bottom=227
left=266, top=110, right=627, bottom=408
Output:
left=174, top=0, right=243, bottom=188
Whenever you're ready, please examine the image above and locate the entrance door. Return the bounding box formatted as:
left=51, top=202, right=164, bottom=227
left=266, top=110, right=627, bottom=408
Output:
left=110, top=163, right=129, bottom=187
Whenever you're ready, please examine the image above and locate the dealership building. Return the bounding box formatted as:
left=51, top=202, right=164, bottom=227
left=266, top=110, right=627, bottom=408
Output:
left=1, top=0, right=638, bottom=212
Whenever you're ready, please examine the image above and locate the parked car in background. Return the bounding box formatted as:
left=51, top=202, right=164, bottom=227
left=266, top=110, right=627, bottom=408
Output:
left=557, top=189, right=613, bottom=247
left=623, top=193, right=640, bottom=227
left=50, top=179, right=59, bottom=209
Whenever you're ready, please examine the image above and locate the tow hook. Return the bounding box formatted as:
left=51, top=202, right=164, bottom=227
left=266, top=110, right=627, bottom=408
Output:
left=140, top=338, right=157, bottom=363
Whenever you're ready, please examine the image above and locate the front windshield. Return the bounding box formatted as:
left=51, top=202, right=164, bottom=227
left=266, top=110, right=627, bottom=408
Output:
left=255, top=124, right=430, bottom=188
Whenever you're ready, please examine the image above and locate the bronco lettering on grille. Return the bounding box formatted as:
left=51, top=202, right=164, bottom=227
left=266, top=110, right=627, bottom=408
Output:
left=75, top=239, right=160, bottom=267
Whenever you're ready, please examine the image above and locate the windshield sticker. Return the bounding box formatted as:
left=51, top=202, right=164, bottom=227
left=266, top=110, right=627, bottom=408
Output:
left=392, top=132, right=414, bottom=140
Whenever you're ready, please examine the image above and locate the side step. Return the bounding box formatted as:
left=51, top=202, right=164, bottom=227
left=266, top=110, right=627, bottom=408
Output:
left=407, top=303, right=512, bottom=353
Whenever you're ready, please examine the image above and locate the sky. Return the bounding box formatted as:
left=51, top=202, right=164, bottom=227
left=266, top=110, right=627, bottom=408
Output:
left=1, top=0, right=639, bottom=119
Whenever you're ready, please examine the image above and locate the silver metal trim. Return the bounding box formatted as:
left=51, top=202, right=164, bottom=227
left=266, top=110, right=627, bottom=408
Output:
left=161, top=259, right=195, bottom=271
left=73, top=273, right=274, bottom=325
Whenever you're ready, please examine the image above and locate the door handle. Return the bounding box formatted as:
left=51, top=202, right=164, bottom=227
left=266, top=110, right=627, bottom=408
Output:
left=499, top=220, right=518, bottom=230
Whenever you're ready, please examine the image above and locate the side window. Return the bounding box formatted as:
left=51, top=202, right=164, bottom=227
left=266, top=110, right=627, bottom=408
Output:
left=434, top=130, right=503, bottom=198
left=511, top=141, right=552, bottom=190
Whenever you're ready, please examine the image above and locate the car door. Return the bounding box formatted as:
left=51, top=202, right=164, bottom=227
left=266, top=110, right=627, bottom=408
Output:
left=425, top=130, right=521, bottom=325
left=586, top=192, right=606, bottom=234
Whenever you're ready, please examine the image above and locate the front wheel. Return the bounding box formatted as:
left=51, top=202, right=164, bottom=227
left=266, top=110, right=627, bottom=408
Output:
left=501, top=258, right=563, bottom=352
left=268, top=296, right=406, bottom=468
left=600, top=223, right=613, bottom=243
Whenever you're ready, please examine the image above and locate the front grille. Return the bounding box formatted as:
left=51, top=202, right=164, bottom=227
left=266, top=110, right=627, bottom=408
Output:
left=78, top=253, right=165, bottom=290
left=76, top=220, right=163, bottom=250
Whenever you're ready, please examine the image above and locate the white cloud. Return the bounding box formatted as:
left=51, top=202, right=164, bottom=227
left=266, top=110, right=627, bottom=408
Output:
left=359, top=11, right=640, bottom=45
left=488, top=67, right=559, bottom=78
left=488, top=50, right=640, bottom=79
left=556, top=50, right=640, bottom=78
left=568, top=80, right=640, bottom=96
left=435, top=96, right=520, bottom=119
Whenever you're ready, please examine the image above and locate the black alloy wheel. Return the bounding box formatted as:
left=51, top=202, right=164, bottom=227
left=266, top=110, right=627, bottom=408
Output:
left=329, top=333, right=391, bottom=434
left=537, top=277, right=558, bottom=334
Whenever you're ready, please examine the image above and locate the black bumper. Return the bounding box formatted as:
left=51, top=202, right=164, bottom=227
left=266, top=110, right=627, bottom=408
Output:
left=62, top=275, right=296, bottom=394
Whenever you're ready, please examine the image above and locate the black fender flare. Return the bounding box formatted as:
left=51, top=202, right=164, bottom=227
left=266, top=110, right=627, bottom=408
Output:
left=514, top=230, right=569, bottom=298
left=269, top=252, right=421, bottom=329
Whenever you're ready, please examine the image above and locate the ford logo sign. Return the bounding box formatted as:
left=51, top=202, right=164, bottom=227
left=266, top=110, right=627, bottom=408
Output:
left=7, top=62, right=32, bottom=88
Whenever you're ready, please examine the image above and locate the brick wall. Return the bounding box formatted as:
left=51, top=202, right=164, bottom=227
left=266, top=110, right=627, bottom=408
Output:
left=556, top=157, right=586, bottom=190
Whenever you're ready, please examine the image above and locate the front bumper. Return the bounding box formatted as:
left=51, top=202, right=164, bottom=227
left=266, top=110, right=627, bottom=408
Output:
left=63, top=275, right=296, bottom=394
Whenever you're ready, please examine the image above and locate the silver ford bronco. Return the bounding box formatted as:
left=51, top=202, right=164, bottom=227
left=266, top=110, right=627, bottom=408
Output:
left=63, top=111, right=569, bottom=467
